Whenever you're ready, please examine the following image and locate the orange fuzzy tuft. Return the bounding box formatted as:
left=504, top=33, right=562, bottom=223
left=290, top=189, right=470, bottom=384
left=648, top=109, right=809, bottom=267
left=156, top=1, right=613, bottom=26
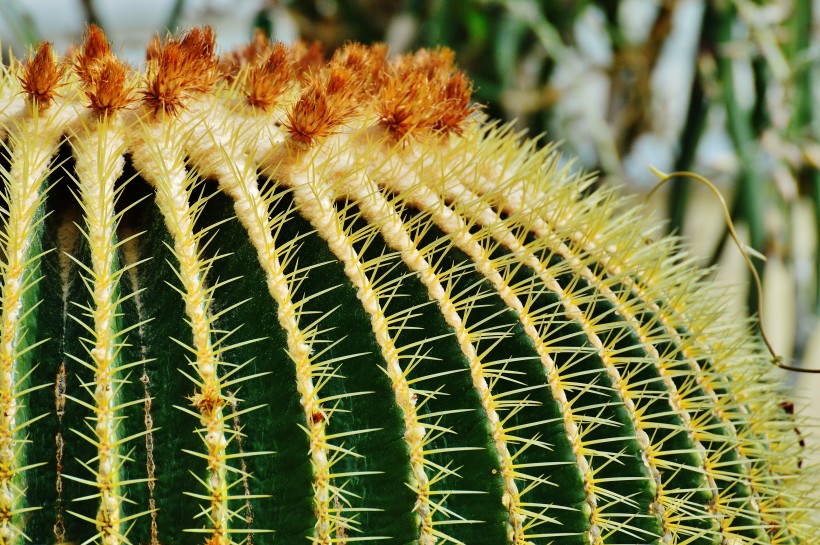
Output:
left=74, top=25, right=133, bottom=115
left=405, top=47, right=456, bottom=80
left=84, top=57, right=133, bottom=115
left=19, top=42, right=64, bottom=111
left=141, top=27, right=218, bottom=116
left=324, top=65, right=358, bottom=102
left=375, top=73, right=427, bottom=139
left=330, top=42, right=388, bottom=98
left=375, top=46, right=475, bottom=139
left=431, top=70, right=477, bottom=135
left=283, top=69, right=356, bottom=146
left=245, top=42, right=295, bottom=111
left=189, top=388, right=225, bottom=419
left=179, top=26, right=218, bottom=76
left=73, top=25, right=110, bottom=81
left=291, top=40, right=325, bottom=78
left=145, top=35, right=162, bottom=64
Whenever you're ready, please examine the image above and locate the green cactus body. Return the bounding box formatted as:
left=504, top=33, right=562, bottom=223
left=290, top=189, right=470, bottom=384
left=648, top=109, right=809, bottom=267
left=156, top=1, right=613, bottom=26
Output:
left=0, top=26, right=814, bottom=545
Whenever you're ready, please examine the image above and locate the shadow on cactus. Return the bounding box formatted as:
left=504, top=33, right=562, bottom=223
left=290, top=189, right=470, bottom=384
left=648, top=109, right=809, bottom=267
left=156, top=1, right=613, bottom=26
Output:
left=0, top=25, right=815, bottom=545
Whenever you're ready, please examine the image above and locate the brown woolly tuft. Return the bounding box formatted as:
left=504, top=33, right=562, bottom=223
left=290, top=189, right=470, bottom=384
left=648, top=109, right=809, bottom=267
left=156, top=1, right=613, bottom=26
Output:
left=324, top=65, right=358, bottom=102
left=19, top=42, right=65, bottom=111
left=145, top=35, right=162, bottom=64
left=73, top=24, right=111, bottom=83
left=179, top=26, right=218, bottom=74
left=404, top=47, right=456, bottom=80
left=291, top=40, right=325, bottom=78
left=245, top=42, right=295, bottom=111
left=189, top=388, right=225, bottom=419
left=431, top=70, right=477, bottom=135
left=375, top=46, right=475, bottom=139
left=220, top=28, right=272, bottom=80
left=141, top=26, right=218, bottom=116
left=84, top=57, right=133, bottom=116
left=375, top=70, right=432, bottom=140
left=283, top=68, right=356, bottom=146
left=74, top=25, right=134, bottom=116
left=330, top=42, right=388, bottom=98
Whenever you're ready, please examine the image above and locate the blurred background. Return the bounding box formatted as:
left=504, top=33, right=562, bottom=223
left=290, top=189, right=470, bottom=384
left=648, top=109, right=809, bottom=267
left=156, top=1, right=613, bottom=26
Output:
left=1, top=0, right=819, bottom=419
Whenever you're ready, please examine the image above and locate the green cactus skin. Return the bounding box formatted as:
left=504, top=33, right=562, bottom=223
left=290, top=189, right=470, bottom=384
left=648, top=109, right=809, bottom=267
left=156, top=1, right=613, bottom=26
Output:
left=0, top=27, right=816, bottom=545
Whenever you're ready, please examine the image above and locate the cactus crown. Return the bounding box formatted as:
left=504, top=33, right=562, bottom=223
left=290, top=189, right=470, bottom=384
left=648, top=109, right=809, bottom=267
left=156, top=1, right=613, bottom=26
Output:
left=0, top=25, right=815, bottom=545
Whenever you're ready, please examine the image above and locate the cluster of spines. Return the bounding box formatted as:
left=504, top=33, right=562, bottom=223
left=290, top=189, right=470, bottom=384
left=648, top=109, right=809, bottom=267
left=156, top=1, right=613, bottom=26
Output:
left=459, top=137, right=815, bottom=543
left=285, top=161, right=461, bottom=544
left=328, top=156, right=559, bottom=543
left=0, top=123, right=51, bottom=544
left=328, top=139, right=650, bottom=543
left=61, top=38, right=147, bottom=542
left=0, top=23, right=814, bottom=545
left=129, top=117, right=271, bottom=544
left=192, top=139, right=382, bottom=542
left=424, top=132, right=784, bottom=543
left=61, top=116, right=150, bottom=545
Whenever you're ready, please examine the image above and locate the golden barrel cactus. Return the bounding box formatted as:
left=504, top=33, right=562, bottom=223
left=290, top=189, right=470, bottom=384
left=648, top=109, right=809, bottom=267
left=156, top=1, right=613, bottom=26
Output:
left=0, top=25, right=815, bottom=545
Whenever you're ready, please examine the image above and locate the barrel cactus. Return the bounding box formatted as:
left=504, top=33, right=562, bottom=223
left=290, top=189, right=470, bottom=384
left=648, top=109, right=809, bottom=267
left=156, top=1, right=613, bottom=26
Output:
left=0, top=25, right=815, bottom=545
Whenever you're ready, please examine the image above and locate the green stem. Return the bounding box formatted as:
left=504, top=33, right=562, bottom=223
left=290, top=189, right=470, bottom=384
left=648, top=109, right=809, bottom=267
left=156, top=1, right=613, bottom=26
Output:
left=79, top=0, right=101, bottom=27
left=708, top=2, right=767, bottom=313
left=788, top=0, right=813, bottom=131
left=812, top=176, right=820, bottom=316
left=166, top=0, right=187, bottom=32
left=667, top=14, right=709, bottom=237
left=787, top=0, right=817, bottom=315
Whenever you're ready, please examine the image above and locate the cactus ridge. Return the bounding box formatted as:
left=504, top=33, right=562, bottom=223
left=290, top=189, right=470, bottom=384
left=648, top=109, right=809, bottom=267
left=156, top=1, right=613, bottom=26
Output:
left=0, top=26, right=816, bottom=545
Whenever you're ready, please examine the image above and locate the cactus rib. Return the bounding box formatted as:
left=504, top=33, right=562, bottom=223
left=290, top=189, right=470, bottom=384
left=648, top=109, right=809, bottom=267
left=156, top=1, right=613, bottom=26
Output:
left=0, top=98, right=68, bottom=542
left=64, top=117, right=141, bottom=545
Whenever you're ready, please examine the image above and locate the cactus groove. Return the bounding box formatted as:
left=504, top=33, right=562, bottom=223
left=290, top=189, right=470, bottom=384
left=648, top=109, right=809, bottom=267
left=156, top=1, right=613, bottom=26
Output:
left=0, top=25, right=816, bottom=545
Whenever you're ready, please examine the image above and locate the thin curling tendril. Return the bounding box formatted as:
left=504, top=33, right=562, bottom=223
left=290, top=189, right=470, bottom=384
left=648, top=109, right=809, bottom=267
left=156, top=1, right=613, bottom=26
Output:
left=647, top=167, right=817, bottom=374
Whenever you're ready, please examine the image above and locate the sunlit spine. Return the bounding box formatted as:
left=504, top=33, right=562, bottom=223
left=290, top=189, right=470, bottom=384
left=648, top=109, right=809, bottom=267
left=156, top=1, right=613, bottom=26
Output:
left=68, top=119, right=128, bottom=545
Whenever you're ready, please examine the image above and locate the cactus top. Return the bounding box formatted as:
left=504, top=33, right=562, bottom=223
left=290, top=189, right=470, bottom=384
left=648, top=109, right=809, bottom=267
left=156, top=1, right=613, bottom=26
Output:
left=15, top=25, right=475, bottom=139
left=0, top=25, right=816, bottom=545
